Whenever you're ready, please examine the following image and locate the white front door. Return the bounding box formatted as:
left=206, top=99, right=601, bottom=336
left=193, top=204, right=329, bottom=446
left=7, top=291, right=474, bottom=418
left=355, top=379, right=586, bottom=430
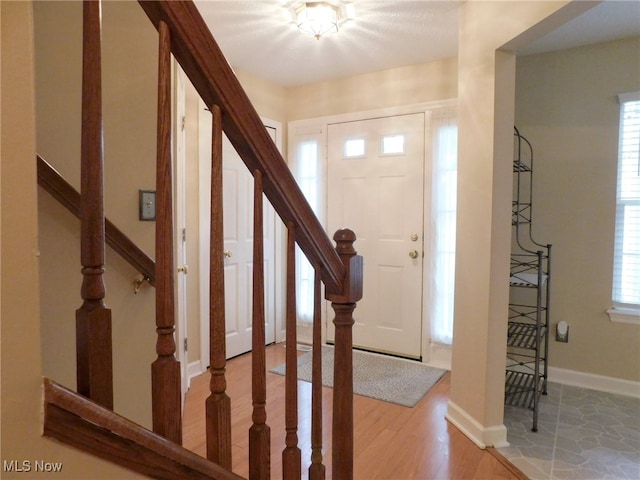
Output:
left=327, top=114, right=425, bottom=359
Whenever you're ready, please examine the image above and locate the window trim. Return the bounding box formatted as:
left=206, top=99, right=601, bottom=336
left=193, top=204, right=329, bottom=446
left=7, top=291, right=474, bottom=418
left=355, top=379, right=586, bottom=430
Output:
left=609, top=91, right=640, bottom=324
left=607, top=307, right=640, bottom=325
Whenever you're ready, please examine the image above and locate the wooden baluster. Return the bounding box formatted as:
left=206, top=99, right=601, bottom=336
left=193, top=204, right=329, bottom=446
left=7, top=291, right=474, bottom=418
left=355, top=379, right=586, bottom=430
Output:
left=76, top=0, right=113, bottom=410
left=249, top=170, right=270, bottom=480
left=283, top=224, right=302, bottom=478
left=206, top=104, right=232, bottom=468
left=309, top=266, right=325, bottom=480
left=327, top=229, right=363, bottom=480
left=151, top=20, right=181, bottom=444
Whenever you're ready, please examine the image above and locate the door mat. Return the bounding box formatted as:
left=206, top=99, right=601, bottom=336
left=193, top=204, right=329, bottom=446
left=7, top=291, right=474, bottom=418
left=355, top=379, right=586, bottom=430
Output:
left=270, top=346, right=446, bottom=408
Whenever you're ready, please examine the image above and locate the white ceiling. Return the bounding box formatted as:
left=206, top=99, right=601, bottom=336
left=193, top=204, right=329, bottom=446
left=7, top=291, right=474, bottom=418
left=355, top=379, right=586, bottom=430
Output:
left=194, top=0, right=640, bottom=88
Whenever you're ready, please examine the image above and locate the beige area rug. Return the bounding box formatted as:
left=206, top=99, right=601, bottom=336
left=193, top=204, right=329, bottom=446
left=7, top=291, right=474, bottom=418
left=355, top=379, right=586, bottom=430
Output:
left=270, top=346, right=446, bottom=408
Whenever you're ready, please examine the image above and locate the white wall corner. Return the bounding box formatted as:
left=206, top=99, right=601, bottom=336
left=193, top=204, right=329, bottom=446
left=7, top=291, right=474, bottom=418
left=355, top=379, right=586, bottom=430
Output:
left=548, top=367, right=640, bottom=399
left=445, top=400, right=509, bottom=449
left=187, top=360, right=205, bottom=388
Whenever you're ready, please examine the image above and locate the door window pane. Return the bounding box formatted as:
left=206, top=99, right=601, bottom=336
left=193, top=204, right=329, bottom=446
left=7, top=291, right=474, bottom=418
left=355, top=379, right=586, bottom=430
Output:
left=344, top=138, right=365, bottom=158
left=382, top=134, right=405, bottom=155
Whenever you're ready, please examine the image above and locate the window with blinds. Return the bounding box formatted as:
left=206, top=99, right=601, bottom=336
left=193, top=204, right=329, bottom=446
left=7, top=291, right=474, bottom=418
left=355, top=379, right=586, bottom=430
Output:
left=611, top=92, right=640, bottom=315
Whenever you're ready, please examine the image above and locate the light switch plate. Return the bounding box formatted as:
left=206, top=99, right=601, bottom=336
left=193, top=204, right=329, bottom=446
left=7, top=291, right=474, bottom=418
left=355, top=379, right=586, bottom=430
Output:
left=139, top=190, right=156, bottom=221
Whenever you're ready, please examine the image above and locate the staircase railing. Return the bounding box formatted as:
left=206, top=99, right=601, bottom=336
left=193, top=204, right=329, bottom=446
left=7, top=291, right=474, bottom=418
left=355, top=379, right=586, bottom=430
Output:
left=41, top=1, right=362, bottom=479
left=37, top=155, right=156, bottom=286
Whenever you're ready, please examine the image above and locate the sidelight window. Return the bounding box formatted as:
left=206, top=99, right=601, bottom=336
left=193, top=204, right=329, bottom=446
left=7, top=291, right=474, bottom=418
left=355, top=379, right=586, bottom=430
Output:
left=430, top=111, right=458, bottom=345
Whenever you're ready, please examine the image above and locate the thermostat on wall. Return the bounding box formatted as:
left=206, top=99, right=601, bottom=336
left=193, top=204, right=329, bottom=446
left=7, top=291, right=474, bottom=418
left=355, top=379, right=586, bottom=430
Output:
left=139, top=190, right=156, bottom=221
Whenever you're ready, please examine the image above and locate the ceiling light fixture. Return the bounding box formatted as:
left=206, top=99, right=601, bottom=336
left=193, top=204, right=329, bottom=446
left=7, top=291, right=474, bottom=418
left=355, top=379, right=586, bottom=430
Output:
left=293, top=1, right=354, bottom=40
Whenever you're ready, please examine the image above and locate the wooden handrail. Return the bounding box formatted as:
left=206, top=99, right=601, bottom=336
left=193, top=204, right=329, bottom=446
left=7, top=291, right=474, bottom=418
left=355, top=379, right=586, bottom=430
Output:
left=137, top=0, right=346, bottom=295
left=37, top=155, right=157, bottom=286
left=43, top=378, right=244, bottom=480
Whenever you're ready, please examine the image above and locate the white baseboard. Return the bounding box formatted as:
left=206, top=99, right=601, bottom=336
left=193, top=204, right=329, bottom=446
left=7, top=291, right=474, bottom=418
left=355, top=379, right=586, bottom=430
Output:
left=445, top=400, right=509, bottom=449
left=548, top=366, right=640, bottom=398
left=425, top=342, right=452, bottom=371
left=187, top=360, right=205, bottom=388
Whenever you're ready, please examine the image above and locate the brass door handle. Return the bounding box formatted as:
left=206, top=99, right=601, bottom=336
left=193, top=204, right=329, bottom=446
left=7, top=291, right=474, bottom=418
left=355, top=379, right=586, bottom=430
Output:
left=409, top=249, right=419, bottom=259
left=178, top=265, right=189, bottom=274
left=223, top=250, right=232, bottom=258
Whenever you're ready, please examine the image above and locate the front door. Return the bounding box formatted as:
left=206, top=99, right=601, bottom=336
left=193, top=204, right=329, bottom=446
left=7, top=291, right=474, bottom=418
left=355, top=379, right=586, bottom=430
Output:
left=327, top=114, right=425, bottom=358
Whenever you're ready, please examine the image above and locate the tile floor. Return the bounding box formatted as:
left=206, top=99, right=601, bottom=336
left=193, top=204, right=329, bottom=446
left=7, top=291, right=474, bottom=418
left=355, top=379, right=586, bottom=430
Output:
left=498, top=382, right=640, bottom=480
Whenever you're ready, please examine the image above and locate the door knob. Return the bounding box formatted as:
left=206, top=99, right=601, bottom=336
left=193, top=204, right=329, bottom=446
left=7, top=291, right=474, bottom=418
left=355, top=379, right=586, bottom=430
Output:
left=409, top=249, right=419, bottom=259
left=177, top=265, right=189, bottom=274
left=411, top=233, right=419, bottom=242
left=223, top=250, right=232, bottom=258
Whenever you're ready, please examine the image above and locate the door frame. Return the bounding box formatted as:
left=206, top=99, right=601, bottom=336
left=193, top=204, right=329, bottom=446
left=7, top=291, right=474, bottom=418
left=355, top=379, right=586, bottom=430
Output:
left=197, top=105, right=285, bottom=372
left=288, top=99, right=456, bottom=365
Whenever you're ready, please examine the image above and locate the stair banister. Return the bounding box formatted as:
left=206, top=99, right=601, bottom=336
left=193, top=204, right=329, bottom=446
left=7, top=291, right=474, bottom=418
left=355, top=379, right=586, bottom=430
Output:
left=37, top=155, right=157, bottom=286
left=137, top=0, right=346, bottom=295
left=41, top=1, right=362, bottom=478
left=137, top=6, right=361, bottom=477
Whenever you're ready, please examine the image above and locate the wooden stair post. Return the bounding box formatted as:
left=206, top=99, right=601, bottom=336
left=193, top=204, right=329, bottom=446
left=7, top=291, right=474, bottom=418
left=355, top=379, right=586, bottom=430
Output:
left=283, top=225, right=302, bottom=478
left=327, top=229, right=363, bottom=480
left=249, top=170, right=270, bottom=479
left=151, top=19, right=182, bottom=444
left=76, top=0, right=113, bottom=410
left=206, top=104, right=232, bottom=468
left=309, top=266, right=326, bottom=480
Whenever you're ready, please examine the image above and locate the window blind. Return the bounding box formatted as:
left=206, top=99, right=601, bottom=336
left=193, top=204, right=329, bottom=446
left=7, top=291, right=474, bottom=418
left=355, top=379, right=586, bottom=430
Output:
left=612, top=92, right=640, bottom=307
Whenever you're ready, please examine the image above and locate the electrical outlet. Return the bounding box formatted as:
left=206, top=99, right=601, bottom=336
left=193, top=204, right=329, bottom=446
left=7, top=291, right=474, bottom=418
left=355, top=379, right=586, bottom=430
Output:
left=555, top=321, right=569, bottom=343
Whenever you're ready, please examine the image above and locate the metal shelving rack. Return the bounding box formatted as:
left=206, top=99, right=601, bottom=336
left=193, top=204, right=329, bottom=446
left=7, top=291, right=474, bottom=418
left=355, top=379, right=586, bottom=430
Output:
left=505, top=127, right=552, bottom=432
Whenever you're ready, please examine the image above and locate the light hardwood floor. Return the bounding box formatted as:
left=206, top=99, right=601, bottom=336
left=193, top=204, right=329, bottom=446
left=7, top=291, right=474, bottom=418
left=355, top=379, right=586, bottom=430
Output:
left=183, top=344, right=525, bottom=480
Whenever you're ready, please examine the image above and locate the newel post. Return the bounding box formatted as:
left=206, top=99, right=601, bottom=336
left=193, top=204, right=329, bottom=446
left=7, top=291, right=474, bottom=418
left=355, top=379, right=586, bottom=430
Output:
left=327, top=229, right=363, bottom=480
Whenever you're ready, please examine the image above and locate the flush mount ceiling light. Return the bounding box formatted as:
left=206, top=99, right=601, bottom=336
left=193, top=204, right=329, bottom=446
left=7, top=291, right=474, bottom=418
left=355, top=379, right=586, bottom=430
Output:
left=290, top=1, right=355, bottom=40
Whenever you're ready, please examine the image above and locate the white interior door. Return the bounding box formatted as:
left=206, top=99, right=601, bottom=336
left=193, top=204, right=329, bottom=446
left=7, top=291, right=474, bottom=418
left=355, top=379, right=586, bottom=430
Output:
left=174, top=66, right=189, bottom=401
left=327, top=114, right=425, bottom=359
left=198, top=101, right=277, bottom=362
left=222, top=133, right=276, bottom=359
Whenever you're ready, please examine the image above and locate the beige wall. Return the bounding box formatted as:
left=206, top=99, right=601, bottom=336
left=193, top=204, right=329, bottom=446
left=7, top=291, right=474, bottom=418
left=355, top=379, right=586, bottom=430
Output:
left=515, top=37, right=640, bottom=382
left=1, top=2, right=145, bottom=478
left=286, top=58, right=457, bottom=120
left=235, top=68, right=288, bottom=125
left=34, top=0, right=158, bottom=428
left=447, top=0, right=589, bottom=448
